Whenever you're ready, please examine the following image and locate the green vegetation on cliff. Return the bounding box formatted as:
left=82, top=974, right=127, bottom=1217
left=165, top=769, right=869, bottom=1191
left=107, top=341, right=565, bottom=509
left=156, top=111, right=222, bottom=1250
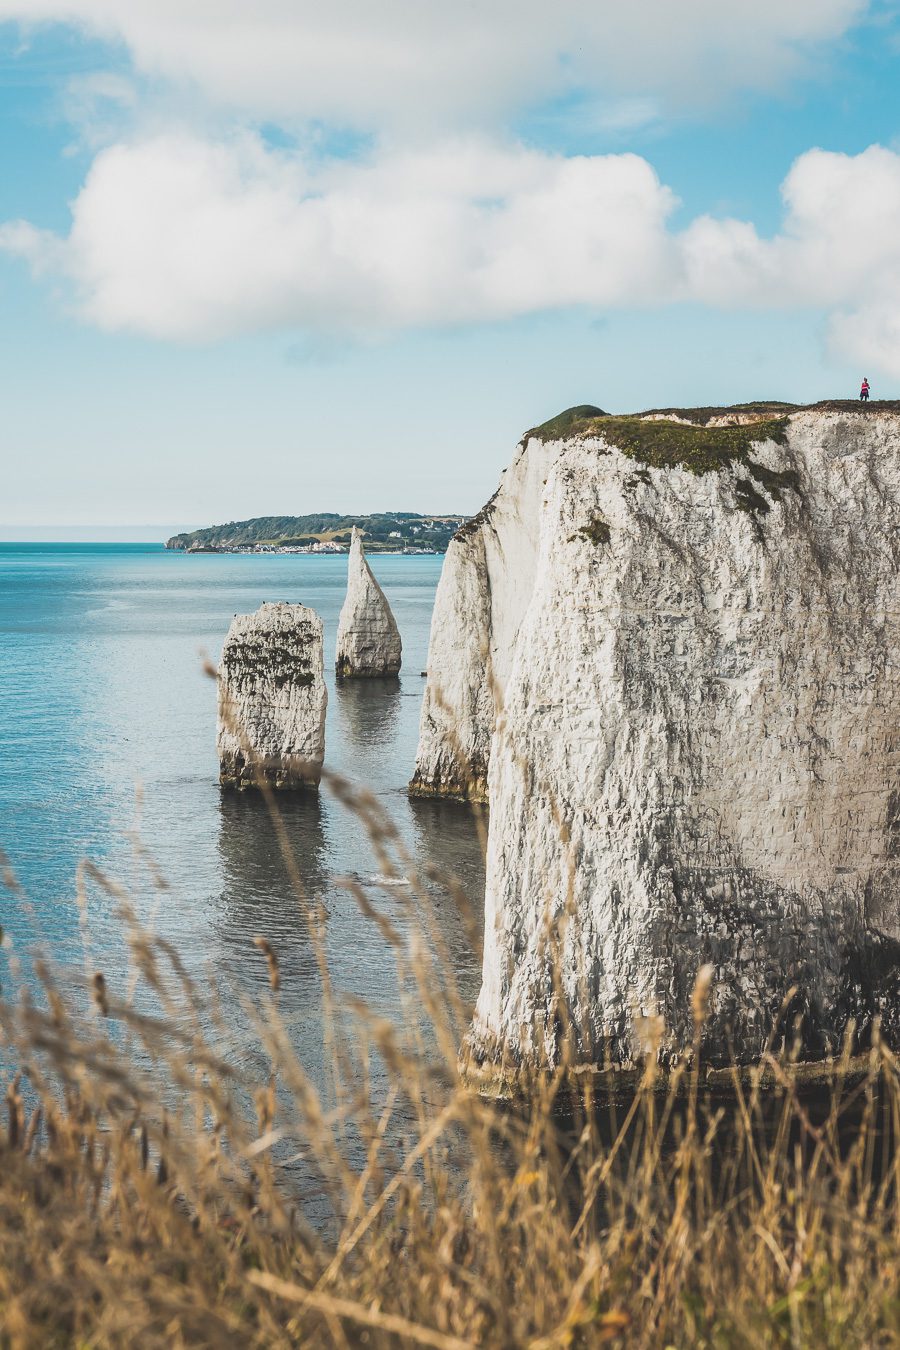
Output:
left=526, top=403, right=807, bottom=515
left=528, top=399, right=900, bottom=452
left=527, top=405, right=794, bottom=477
left=524, top=404, right=607, bottom=442
left=597, top=414, right=791, bottom=475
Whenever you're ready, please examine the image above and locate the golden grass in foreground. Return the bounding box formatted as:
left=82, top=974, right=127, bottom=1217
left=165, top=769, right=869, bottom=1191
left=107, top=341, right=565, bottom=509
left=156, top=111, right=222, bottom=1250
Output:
left=2, top=765, right=900, bottom=1350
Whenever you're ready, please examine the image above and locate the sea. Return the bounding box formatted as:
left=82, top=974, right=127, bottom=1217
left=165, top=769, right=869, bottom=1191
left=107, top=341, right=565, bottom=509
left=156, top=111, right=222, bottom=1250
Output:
left=0, top=542, right=485, bottom=1097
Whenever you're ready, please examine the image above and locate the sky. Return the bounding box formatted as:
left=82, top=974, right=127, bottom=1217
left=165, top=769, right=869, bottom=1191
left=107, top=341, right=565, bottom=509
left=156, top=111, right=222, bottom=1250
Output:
left=2, top=2, right=900, bottom=537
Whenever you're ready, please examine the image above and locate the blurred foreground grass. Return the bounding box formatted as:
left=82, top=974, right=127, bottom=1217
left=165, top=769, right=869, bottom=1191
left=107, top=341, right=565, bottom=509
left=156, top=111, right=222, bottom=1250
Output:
left=2, top=771, right=900, bottom=1350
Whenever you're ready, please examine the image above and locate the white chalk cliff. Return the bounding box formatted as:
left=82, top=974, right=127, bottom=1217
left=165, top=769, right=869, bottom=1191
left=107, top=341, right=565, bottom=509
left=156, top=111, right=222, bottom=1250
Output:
left=335, top=528, right=402, bottom=677
left=409, top=406, right=585, bottom=801
left=414, top=403, right=900, bottom=1066
left=218, top=602, right=327, bottom=789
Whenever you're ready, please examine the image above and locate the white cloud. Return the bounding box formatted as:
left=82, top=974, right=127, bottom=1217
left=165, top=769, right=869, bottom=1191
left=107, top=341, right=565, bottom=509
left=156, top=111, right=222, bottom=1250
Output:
left=679, top=144, right=900, bottom=372
left=0, top=0, right=867, bottom=132
left=3, top=0, right=892, bottom=366
left=682, top=146, right=900, bottom=306
left=7, top=135, right=900, bottom=372
left=0, top=134, right=678, bottom=340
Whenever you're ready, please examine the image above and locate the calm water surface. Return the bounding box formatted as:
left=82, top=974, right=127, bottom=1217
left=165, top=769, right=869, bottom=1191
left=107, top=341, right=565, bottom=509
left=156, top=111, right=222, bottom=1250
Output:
left=0, top=543, right=484, bottom=1089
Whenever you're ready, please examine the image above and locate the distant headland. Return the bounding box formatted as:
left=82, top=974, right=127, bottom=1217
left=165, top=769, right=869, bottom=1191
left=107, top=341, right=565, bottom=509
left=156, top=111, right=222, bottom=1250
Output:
left=166, top=512, right=467, bottom=555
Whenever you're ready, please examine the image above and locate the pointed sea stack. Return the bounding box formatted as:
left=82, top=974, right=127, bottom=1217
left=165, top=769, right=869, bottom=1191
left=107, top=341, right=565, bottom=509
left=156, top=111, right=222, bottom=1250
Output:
left=335, top=528, right=402, bottom=677
left=217, top=602, right=327, bottom=790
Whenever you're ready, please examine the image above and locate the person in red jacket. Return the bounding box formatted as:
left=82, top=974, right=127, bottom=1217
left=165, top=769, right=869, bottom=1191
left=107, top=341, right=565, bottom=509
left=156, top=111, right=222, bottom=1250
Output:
left=860, top=377, right=871, bottom=402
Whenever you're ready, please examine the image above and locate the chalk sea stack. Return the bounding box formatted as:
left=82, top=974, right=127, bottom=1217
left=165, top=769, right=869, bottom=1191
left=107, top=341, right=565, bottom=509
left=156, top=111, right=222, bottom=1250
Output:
left=217, top=602, right=327, bottom=790
left=413, top=403, right=900, bottom=1070
left=335, top=527, right=402, bottom=677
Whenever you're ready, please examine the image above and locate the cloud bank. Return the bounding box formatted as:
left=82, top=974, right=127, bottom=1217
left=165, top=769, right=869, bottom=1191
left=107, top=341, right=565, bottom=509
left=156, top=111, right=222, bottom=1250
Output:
left=0, top=137, right=678, bottom=339
left=3, top=0, right=899, bottom=371
left=0, top=0, right=866, bottom=130
left=5, top=135, right=900, bottom=373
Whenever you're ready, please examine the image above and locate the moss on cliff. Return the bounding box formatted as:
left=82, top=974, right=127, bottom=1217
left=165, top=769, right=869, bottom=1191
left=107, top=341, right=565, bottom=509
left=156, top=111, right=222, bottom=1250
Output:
left=527, top=398, right=900, bottom=451
left=734, top=477, right=773, bottom=517
left=743, top=458, right=801, bottom=501
left=576, top=515, right=611, bottom=546
left=526, top=405, right=791, bottom=473
left=454, top=488, right=500, bottom=543
left=596, top=415, right=791, bottom=475
left=527, top=406, right=803, bottom=521
left=730, top=459, right=802, bottom=519
left=634, top=398, right=900, bottom=423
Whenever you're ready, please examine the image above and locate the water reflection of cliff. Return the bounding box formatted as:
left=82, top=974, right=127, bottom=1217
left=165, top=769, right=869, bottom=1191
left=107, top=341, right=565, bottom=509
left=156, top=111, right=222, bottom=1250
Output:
left=407, top=796, right=486, bottom=1005
left=332, top=677, right=402, bottom=778
left=214, top=788, right=330, bottom=984
left=209, top=678, right=487, bottom=1071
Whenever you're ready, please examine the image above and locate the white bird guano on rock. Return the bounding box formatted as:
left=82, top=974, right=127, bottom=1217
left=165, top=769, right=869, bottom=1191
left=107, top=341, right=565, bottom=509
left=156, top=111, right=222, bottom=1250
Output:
left=217, top=602, right=327, bottom=790
left=413, top=402, right=900, bottom=1071
left=335, top=527, right=402, bottom=677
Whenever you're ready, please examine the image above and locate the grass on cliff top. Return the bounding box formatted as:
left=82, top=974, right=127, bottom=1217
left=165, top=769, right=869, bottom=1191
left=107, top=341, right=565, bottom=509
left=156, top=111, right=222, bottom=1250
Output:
left=528, top=398, right=900, bottom=471
left=4, top=721, right=900, bottom=1348
left=527, top=405, right=791, bottom=475
left=601, top=413, right=793, bottom=477
left=524, top=404, right=607, bottom=442
left=597, top=414, right=792, bottom=475
left=638, top=398, right=900, bottom=423
left=638, top=401, right=797, bottom=426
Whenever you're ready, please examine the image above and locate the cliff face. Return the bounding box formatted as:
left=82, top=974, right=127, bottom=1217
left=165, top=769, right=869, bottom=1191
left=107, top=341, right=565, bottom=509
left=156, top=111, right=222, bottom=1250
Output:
left=335, top=528, right=402, bottom=677
left=416, top=406, right=900, bottom=1067
left=218, top=602, right=327, bottom=789
left=410, top=433, right=562, bottom=800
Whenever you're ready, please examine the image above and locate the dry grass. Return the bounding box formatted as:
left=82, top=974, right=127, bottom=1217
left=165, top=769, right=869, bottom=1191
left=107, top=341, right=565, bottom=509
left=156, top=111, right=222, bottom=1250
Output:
left=3, top=727, right=900, bottom=1347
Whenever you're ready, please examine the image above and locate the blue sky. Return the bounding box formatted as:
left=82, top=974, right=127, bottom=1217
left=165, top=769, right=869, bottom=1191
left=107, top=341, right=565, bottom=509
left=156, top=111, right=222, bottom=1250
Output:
left=2, top=2, right=900, bottom=537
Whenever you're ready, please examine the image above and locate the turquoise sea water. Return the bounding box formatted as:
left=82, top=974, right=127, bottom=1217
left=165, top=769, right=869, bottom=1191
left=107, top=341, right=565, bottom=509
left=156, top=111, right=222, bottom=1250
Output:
left=0, top=542, right=484, bottom=1081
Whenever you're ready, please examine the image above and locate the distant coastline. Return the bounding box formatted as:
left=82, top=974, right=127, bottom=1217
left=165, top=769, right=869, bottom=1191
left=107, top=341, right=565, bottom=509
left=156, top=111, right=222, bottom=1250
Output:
left=166, top=511, right=466, bottom=555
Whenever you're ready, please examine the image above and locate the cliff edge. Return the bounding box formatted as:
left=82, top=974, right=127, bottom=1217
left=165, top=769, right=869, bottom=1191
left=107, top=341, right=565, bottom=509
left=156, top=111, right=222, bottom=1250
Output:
left=414, top=402, right=900, bottom=1068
